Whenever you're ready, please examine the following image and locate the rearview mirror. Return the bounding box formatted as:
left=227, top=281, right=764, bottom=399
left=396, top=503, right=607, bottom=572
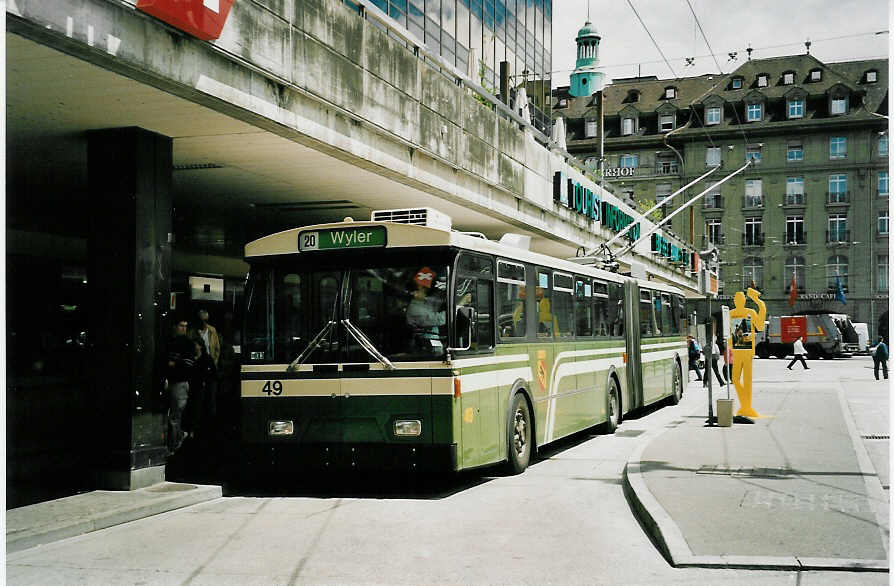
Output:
left=449, top=306, right=475, bottom=352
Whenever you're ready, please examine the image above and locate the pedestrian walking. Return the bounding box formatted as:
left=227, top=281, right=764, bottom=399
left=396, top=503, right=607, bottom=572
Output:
left=786, top=336, right=809, bottom=370
left=167, top=319, right=196, bottom=453
left=872, top=336, right=888, bottom=380
left=687, top=335, right=703, bottom=382
left=704, top=335, right=726, bottom=387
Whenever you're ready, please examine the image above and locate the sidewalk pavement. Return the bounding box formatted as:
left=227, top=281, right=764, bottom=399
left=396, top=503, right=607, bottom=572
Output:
left=7, top=482, right=222, bottom=554
left=625, top=371, right=889, bottom=572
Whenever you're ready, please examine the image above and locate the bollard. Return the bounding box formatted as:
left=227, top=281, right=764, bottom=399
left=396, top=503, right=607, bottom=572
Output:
left=716, top=399, right=734, bottom=427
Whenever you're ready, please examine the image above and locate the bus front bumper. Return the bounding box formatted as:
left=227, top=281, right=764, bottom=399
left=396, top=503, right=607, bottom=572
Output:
left=239, top=442, right=458, bottom=473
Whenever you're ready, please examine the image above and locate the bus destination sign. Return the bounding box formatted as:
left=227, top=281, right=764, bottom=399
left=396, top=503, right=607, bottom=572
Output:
left=299, top=226, right=387, bottom=252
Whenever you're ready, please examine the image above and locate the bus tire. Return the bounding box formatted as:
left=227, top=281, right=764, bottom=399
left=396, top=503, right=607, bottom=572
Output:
left=669, top=361, right=683, bottom=405
left=605, top=377, right=621, bottom=434
left=505, top=393, right=532, bottom=475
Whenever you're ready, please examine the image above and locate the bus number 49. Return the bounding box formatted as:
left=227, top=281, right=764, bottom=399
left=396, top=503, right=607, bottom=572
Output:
left=262, top=380, right=283, bottom=395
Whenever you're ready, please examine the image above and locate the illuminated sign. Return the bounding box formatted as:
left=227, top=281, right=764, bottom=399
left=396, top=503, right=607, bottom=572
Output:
left=603, top=167, right=636, bottom=178
left=298, top=227, right=387, bottom=251
left=552, top=172, right=642, bottom=242
left=136, top=0, right=235, bottom=41
left=650, top=233, right=689, bottom=264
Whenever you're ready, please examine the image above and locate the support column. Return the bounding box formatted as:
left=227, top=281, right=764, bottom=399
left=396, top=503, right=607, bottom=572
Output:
left=87, top=127, right=172, bottom=489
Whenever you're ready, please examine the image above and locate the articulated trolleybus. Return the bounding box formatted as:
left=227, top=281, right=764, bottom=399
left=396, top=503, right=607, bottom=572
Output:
left=241, top=208, right=687, bottom=475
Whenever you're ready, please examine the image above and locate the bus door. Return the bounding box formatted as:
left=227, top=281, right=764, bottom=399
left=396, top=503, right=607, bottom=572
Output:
left=624, top=280, right=645, bottom=410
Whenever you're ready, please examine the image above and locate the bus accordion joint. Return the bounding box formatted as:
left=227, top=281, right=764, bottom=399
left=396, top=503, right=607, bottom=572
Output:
left=453, top=378, right=462, bottom=398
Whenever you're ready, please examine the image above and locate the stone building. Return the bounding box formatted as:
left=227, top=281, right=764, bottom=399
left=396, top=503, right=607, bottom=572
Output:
left=553, top=52, right=889, bottom=338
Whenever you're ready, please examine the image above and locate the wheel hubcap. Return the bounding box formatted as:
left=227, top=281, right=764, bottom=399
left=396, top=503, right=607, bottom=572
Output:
left=609, top=389, right=619, bottom=425
left=513, top=409, right=527, bottom=457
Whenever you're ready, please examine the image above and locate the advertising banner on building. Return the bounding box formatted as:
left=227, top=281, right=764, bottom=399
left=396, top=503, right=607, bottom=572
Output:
left=780, top=316, right=807, bottom=343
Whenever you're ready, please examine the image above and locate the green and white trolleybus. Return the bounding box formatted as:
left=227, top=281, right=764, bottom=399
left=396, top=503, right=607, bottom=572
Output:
left=241, top=209, right=687, bottom=474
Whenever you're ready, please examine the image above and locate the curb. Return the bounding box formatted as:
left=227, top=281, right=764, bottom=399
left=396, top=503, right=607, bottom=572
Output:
left=623, top=429, right=889, bottom=572
left=7, top=483, right=222, bottom=554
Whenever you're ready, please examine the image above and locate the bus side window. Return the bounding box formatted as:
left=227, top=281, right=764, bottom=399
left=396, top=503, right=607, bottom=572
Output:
left=593, top=280, right=609, bottom=338
left=536, top=270, right=554, bottom=338
left=639, top=289, right=654, bottom=337
left=552, top=272, right=574, bottom=339
left=455, top=253, right=495, bottom=352
left=497, top=261, right=526, bottom=339
left=575, top=278, right=593, bottom=337
left=608, top=282, right=625, bottom=337
left=661, top=294, right=674, bottom=335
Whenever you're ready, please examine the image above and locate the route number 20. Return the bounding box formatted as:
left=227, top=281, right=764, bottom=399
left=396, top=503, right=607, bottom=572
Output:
left=262, top=380, right=283, bottom=395
left=299, top=231, right=319, bottom=251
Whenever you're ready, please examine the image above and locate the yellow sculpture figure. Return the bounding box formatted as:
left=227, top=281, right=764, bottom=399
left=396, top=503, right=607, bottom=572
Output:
left=729, top=287, right=767, bottom=417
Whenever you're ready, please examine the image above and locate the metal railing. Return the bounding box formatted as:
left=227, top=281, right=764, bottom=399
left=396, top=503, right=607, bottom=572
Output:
left=826, top=230, right=850, bottom=243
left=744, top=196, right=763, bottom=209
left=826, top=191, right=850, bottom=204
left=742, top=233, right=765, bottom=246
left=784, top=193, right=805, bottom=206
left=703, top=194, right=723, bottom=209
left=783, top=232, right=806, bottom=245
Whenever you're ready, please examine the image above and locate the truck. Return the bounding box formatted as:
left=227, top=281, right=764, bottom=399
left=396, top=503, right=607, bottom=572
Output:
left=852, top=322, right=870, bottom=354
left=755, top=313, right=851, bottom=359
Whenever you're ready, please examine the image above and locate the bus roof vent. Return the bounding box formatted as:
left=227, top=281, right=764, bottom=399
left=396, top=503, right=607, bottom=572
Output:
left=499, top=233, right=532, bottom=251
left=371, top=207, right=452, bottom=231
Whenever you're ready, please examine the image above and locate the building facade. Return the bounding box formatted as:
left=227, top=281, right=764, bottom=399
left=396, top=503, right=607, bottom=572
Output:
left=554, top=53, right=889, bottom=338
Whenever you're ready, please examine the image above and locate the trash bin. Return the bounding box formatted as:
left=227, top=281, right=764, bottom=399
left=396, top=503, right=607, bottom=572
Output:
left=716, top=399, right=734, bottom=427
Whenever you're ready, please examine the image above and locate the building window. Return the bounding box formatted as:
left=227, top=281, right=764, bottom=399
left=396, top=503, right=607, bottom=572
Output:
left=866, top=70, right=878, bottom=83
left=879, top=211, right=889, bottom=235
left=787, top=141, right=804, bottom=162
left=706, top=146, right=721, bottom=167
left=585, top=119, right=598, bottom=138
left=826, top=255, right=849, bottom=291
left=659, top=114, right=675, bottom=132
left=828, top=174, right=848, bottom=203
left=786, top=176, right=805, bottom=205
left=743, top=257, right=764, bottom=289
left=831, top=96, right=848, bottom=115
left=704, top=183, right=722, bottom=209
left=785, top=256, right=806, bottom=290
left=746, top=145, right=762, bottom=164
left=787, top=98, right=804, bottom=119
left=757, top=74, right=768, bottom=87
left=706, top=219, right=723, bottom=244
left=731, top=77, right=743, bottom=89
left=706, top=106, right=722, bottom=125
left=656, top=154, right=678, bottom=175
left=665, top=87, right=677, bottom=99
left=879, top=256, right=889, bottom=293
left=621, top=117, right=634, bottom=136
left=619, top=154, right=639, bottom=168
left=880, top=171, right=889, bottom=197
left=745, top=179, right=763, bottom=208
left=828, top=214, right=848, bottom=242
left=556, top=98, right=568, bottom=108
left=625, top=90, right=641, bottom=103
left=744, top=217, right=763, bottom=245
left=657, top=184, right=672, bottom=217
left=747, top=103, right=762, bottom=122
left=810, top=69, right=822, bottom=82
left=830, top=136, right=847, bottom=159
left=783, top=72, right=794, bottom=85
left=880, top=135, right=888, bottom=157
left=786, top=215, right=805, bottom=244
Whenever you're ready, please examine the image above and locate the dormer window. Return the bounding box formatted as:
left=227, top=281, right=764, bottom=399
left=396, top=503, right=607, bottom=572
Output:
left=624, top=89, right=641, bottom=103
left=810, top=69, right=822, bottom=82
left=706, top=106, right=722, bottom=125
left=866, top=70, right=878, bottom=83
left=783, top=72, right=795, bottom=85
left=556, top=98, right=568, bottom=108
left=659, top=114, right=675, bottom=132
left=731, top=77, right=743, bottom=90
left=757, top=74, right=769, bottom=87
left=621, top=117, right=635, bottom=136
left=831, top=95, right=848, bottom=115
left=747, top=102, right=763, bottom=122
left=787, top=97, right=805, bottom=119
left=585, top=119, right=599, bottom=138
left=665, top=86, right=677, bottom=99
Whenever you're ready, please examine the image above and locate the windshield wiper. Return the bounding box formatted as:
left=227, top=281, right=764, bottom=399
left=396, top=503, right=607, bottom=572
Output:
left=286, top=320, right=336, bottom=372
left=341, top=319, right=395, bottom=370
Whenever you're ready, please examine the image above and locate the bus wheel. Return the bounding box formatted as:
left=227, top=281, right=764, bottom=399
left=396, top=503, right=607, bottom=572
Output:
left=505, top=393, right=531, bottom=475
left=669, top=361, right=683, bottom=405
left=605, top=378, right=621, bottom=434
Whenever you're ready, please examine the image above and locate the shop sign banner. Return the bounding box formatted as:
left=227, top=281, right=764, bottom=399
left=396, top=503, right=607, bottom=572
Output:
left=780, top=316, right=807, bottom=343
left=137, top=0, right=235, bottom=41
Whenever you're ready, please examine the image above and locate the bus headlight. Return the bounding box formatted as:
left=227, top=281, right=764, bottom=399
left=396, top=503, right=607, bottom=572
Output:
left=394, top=419, right=422, bottom=437
left=268, top=420, right=294, bottom=436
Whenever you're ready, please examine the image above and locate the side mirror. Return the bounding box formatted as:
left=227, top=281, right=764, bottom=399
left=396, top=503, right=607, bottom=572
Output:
left=449, top=306, right=475, bottom=352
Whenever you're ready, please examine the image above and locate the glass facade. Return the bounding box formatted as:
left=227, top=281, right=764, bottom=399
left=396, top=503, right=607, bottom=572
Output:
left=354, top=0, right=552, bottom=132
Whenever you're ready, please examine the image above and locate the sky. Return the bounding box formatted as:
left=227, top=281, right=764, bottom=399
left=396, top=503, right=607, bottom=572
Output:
left=550, top=0, right=891, bottom=87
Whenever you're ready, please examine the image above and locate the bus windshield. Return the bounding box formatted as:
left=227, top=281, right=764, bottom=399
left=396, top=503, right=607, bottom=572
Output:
left=244, top=248, right=454, bottom=364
